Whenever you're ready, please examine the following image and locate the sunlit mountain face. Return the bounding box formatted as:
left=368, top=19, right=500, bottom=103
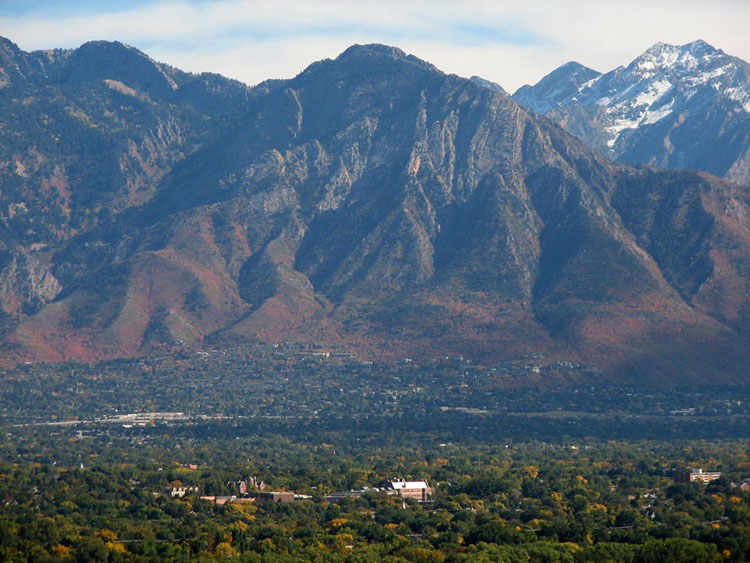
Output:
left=1, top=38, right=750, bottom=385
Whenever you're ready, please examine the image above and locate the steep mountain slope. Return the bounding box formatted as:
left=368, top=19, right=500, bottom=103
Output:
left=469, top=75, right=507, bottom=94
left=3, top=43, right=750, bottom=383
left=0, top=36, right=251, bottom=319
left=513, top=40, right=750, bottom=185
left=513, top=61, right=601, bottom=114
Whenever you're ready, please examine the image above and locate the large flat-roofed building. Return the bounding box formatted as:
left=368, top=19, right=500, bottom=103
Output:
left=252, top=491, right=295, bottom=503
left=326, top=481, right=435, bottom=503
left=324, top=490, right=367, bottom=502
left=388, top=479, right=433, bottom=502
left=675, top=468, right=721, bottom=483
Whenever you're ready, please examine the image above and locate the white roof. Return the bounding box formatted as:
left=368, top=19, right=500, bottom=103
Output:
left=391, top=480, right=429, bottom=489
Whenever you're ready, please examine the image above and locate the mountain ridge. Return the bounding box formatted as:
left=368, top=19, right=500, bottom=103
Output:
left=2, top=38, right=750, bottom=385
left=513, top=61, right=601, bottom=114
left=512, top=39, right=750, bottom=185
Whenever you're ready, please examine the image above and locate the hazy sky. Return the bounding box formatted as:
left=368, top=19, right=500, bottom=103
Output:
left=2, top=0, right=749, bottom=92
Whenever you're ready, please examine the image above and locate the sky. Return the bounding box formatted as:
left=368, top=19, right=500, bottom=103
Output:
left=1, top=0, right=749, bottom=93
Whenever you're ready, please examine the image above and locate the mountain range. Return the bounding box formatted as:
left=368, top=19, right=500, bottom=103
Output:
left=513, top=40, right=750, bottom=185
left=1, top=37, right=750, bottom=384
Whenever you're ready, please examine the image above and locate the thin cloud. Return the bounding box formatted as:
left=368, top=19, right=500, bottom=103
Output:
left=1, top=0, right=748, bottom=92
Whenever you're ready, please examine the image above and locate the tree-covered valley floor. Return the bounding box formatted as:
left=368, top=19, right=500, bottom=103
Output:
left=1, top=347, right=749, bottom=561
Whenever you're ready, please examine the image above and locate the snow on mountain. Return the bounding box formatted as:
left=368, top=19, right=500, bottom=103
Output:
left=512, top=40, right=750, bottom=184
left=574, top=40, right=750, bottom=146
left=513, top=61, right=601, bottom=114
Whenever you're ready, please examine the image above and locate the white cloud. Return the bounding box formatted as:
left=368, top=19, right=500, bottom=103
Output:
left=1, top=0, right=749, bottom=92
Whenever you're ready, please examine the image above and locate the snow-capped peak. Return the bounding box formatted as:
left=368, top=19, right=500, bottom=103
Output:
left=558, top=40, right=750, bottom=148
left=626, top=40, right=722, bottom=80
left=513, top=61, right=600, bottom=113
left=511, top=39, right=750, bottom=185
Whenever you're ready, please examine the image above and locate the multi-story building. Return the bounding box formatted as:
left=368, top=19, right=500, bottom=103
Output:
left=674, top=468, right=721, bottom=483
left=326, top=480, right=435, bottom=503
left=387, top=479, right=433, bottom=502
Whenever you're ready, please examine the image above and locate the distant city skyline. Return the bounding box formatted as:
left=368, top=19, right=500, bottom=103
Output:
left=1, top=0, right=749, bottom=92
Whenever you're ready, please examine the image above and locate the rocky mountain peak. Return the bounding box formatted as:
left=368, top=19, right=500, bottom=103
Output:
left=679, top=38, right=718, bottom=56
left=332, top=43, right=440, bottom=73
left=513, top=38, right=750, bottom=184
left=469, top=75, right=507, bottom=94
left=624, top=39, right=724, bottom=81
left=65, top=39, right=178, bottom=97
left=513, top=60, right=600, bottom=113
left=0, top=36, right=21, bottom=56
left=291, top=43, right=442, bottom=95
left=340, top=43, right=408, bottom=59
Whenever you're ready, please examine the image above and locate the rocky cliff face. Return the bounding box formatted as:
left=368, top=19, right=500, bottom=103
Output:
left=513, top=40, right=750, bottom=185
left=0, top=248, right=61, bottom=316
left=0, top=36, right=251, bottom=316
left=2, top=40, right=750, bottom=384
